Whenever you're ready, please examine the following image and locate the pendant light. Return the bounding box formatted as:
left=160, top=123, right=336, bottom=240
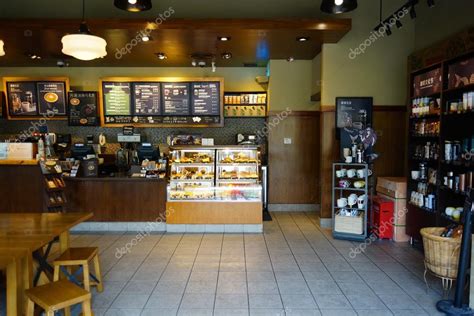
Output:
left=0, top=40, right=5, bottom=56
left=114, top=0, right=152, bottom=12
left=320, top=0, right=358, bottom=14
left=61, top=0, right=107, bottom=61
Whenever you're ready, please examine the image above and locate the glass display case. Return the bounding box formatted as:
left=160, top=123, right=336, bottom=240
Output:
left=168, top=146, right=262, bottom=202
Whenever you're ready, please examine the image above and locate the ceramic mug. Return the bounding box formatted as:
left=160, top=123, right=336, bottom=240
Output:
left=357, top=194, right=366, bottom=210
left=336, top=169, right=347, bottom=178
left=347, top=169, right=357, bottom=178
left=337, top=198, right=348, bottom=208
left=343, top=148, right=351, bottom=158
left=348, top=194, right=358, bottom=206
left=445, top=207, right=454, bottom=216
left=354, top=181, right=366, bottom=188
left=452, top=209, right=462, bottom=221
left=339, top=180, right=351, bottom=188
left=357, top=169, right=373, bottom=178
left=345, top=156, right=353, bottom=163
left=411, top=170, right=420, bottom=180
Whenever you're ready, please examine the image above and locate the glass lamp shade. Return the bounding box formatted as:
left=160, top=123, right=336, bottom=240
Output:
left=114, top=0, right=152, bottom=12
left=0, top=40, right=5, bottom=56
left=61, top=33, right=107, bottom=61
left=320, top=0, right=358, bottom=14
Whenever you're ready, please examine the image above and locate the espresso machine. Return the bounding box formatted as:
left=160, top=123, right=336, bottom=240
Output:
left=116, top=132, right=141, bottom=171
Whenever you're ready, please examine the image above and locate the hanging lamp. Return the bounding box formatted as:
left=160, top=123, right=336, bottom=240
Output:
left=320, top=0, right=358, bottom=14
left=61, top=0, right=107, bottom=61
left=114, top=0, right=152, bottom=12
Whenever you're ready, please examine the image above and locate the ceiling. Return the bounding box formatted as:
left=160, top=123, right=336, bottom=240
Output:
left=0, top=0, right=352, bottom=67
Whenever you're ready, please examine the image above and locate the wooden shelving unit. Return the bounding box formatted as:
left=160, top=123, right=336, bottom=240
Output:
left=406, top=50, right=474, bottom=242
left=40, top=161, right=67, bottom=213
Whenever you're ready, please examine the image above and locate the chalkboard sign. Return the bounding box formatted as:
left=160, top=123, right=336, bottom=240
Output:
left=68, top=91, right=99, bottom=126
left=37, top=82, right=67, bottom=116
left=102, top=82, right=132, bottom=116
left=191, top=82, right=220, bottom=116
left=132, top=82, right=161, bottom=116
left=161, top=82, right=190, bottom=116
left=6, top=81, right=38, bottom=116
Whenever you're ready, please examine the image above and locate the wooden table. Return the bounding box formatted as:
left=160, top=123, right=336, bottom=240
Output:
left=0, top=212, right=92, bottom=316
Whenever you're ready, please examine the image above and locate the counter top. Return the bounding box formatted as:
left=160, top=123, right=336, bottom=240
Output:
left=64, top=175, right=167, bottom=182
left=0, top=159, right=38, bottom=166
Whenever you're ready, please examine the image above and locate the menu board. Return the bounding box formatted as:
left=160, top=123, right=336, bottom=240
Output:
left=133, top=82, right=161, bottom=115
left=413, top=68, right=442, bottom=97
left=102, top=82, right=132, bottom=116
left=162, top=83, right=190, bottom=116
left=37, top=82, right=66, bottom=115
left=68, top=92, right=99, bottom=126
left=191, top=82, right=220, bottom=116
left=6, top=81, right=38, bottom=116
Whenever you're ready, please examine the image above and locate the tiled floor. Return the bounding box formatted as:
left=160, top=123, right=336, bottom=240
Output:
left=5, top=212, right=447, bottom=316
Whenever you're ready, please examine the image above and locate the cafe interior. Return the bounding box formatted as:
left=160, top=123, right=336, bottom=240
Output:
left=1, top=0, right=474, bottom=315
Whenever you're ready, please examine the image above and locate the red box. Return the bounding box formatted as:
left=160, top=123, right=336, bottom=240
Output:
left=372, top=195, right=394, bottom=239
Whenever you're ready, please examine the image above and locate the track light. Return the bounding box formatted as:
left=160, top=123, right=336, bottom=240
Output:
left=410, top=5, right=417, bottom=19
left=427, top=0, right=435, bottom=7
left=320, top=0, right=358, bottom=14
left=114, top=0, right=152, bottom=12
left=287, top=57, right=295, bottom=62
left=296, top=37, right=310, bottom=42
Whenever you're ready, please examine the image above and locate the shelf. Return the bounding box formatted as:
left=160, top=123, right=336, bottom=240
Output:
left=225, top=103, right=267, bottom=106
left=410, top=134, right=440, bottom=138
left=217, top=163, right=259, bottom=167
left=334, top=207, right=363, bottom=210
left=172, top=163, right=215, bottom=167
left=409, top=114, right=440, bottom=120
left=408, top=202, right=436, bottom=213
left=411, top=157, right=439, bottom=163
left=411, top=91, right=441, bottom=99
left=332, top=231, right=367, bottom=242
left=440, top=213, right=461, bottom=225
left=439, top=185, right=469, bottom=196
left=46, top=187, right=65, bottom=192
left=170, top=179, right=214, bottom=182
left=443, top=83, right=474, bottom=94
left=441, top=160, right=473, bottom=168
left=217, top=179, right=259, bottom=183
left=334, top=187, right=366, bottom=192
left=443, top=111, right=474, bottom=117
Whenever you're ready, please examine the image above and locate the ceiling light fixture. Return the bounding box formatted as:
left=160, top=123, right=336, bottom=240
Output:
left=0, top=40, right=5, bottom=56
left=141, top=35, right=151, bottom=42
left=27, top=53, right=41, bottom=60
left=427, top=0, right=435, bottom=7
left=297, top=37, right=310, bottom=42
left=221, top=52, right=232, bottom=60
left=320, top=0, right=358, bottom=14
left=61, top=0, right=107, bottom=61
left=218, top=36, right=231, bottom=42
left=114, top=0, right=152, bottom=12
left=385, top=26, right=392, bottom=36
left=156, top=52, right=167, bottom=60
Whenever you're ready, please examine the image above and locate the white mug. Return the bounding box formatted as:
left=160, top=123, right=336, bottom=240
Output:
left=357, top=169, right=373, bottom=178
left=357, top=194, right=366, bottom=210
left=336, top=169, right=347, bottom=178
left=343, top=148, right=351, bottom=158
left=347, top=169, right=357, bottom=178
left=345, top=156, right=353, bottom=163
left=348, top=194, right=358, bottom=206
left=411, top=170, right=420, bottom=180
left=337, top=198, right=348, bottom=208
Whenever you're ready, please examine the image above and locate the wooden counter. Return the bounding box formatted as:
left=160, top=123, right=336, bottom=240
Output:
left=64, top=176, right=167, bottom=222
left=0, top=159, right=38, bottom=165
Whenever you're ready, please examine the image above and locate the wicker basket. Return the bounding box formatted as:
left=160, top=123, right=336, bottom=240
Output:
left=420, top=227, right=461, bottom=279
left=334, top=213, right=364, bottom=235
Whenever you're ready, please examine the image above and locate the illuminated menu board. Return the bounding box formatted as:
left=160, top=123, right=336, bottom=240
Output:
left=133, top=82, right=161, bottom=115
left=161, top=82, right=190, bottom=116
left=191, top=82, right=220, bottom=116
left=102, top=82, right=131, bottom=116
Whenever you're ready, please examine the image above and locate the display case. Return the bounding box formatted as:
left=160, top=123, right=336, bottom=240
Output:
left=167, top=146, right=263, bottom=225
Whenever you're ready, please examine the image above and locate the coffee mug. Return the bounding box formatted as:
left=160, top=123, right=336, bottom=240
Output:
left=337, top=198, right=348, bottom=208
left=347, top=169, right=357, bottom=178
left=411, top=170, right=420, bottom=180
left=345, top=156, right=353, bottom=163
left=343, top=148, right=351, bottom=158
left=336, top=169, right=347, bottom=178
left=348, top=194, right=358, bottom=206
left=357, top=169, right=373, bottom=178
left=354, top=181, right=366, bottom=188
left=357, top=194, right=366, bottom=210
left=339, top=180, right=351, bottom=188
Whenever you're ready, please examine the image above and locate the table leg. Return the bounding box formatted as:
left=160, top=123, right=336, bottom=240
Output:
left=6, top=259, right=19, bottom=316
left=59, top=231, right=70, bottom=254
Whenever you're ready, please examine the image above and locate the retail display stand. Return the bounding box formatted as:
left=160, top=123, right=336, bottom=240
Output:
left=40, top=161, right=67, bottom=212
left=332, top=163, right=371, bottom=241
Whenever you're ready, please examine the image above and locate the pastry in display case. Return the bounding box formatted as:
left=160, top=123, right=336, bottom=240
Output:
left=216, top=183, right=262, bottom=201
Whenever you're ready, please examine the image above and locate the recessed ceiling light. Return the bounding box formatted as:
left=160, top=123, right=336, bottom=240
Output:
left=297, top=37, right=310, bottom=42
left=27, top=53, right=41, bottom=60
left=141, top=35, right=151, bottom=42
left=218, top=36, right=231, bottom=42
left=156, top=52, right=167, bottom=60
left=114, top=0, right=152, bottom=12
left=320, top=0, right=358, bottom=14
left=287, top=57, right=295, bottom=62
left=221, top=52, right=232, bottom=59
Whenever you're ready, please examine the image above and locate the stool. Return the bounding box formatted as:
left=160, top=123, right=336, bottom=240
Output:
left=53, top=247, right=103, bottom=293
left=25, top=279, right=92, bottom=316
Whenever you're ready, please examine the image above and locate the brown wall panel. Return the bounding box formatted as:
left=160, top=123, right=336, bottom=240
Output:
left=268, top=112, right=320, bottom=204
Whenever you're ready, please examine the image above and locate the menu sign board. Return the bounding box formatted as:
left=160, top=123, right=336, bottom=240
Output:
left=448, top=57, right=474, bottom=89
left=133, top=82, right=161, bottom=115
left=162, top=83, right=190, bottom=116
left=68, top=92, right=99, bottom=126
left=37, top=82, right=66, bottom=116
left=413, top=68, right=442, bottom=97
left=102, top=82, right=131, bottom=116
left=191, top=82, right=220, bottom=116
left=6, top=82, right=38, bottom=116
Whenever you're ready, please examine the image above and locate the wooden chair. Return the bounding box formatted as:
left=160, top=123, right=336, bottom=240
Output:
left=53, top=247, right=103, bottom=293
left=25, top=279, right=92, bottom=316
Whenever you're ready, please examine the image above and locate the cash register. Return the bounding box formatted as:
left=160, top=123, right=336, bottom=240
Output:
left=137, top=143, right=160, bottom=162
left=71, top=143, right=95, bottom=160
